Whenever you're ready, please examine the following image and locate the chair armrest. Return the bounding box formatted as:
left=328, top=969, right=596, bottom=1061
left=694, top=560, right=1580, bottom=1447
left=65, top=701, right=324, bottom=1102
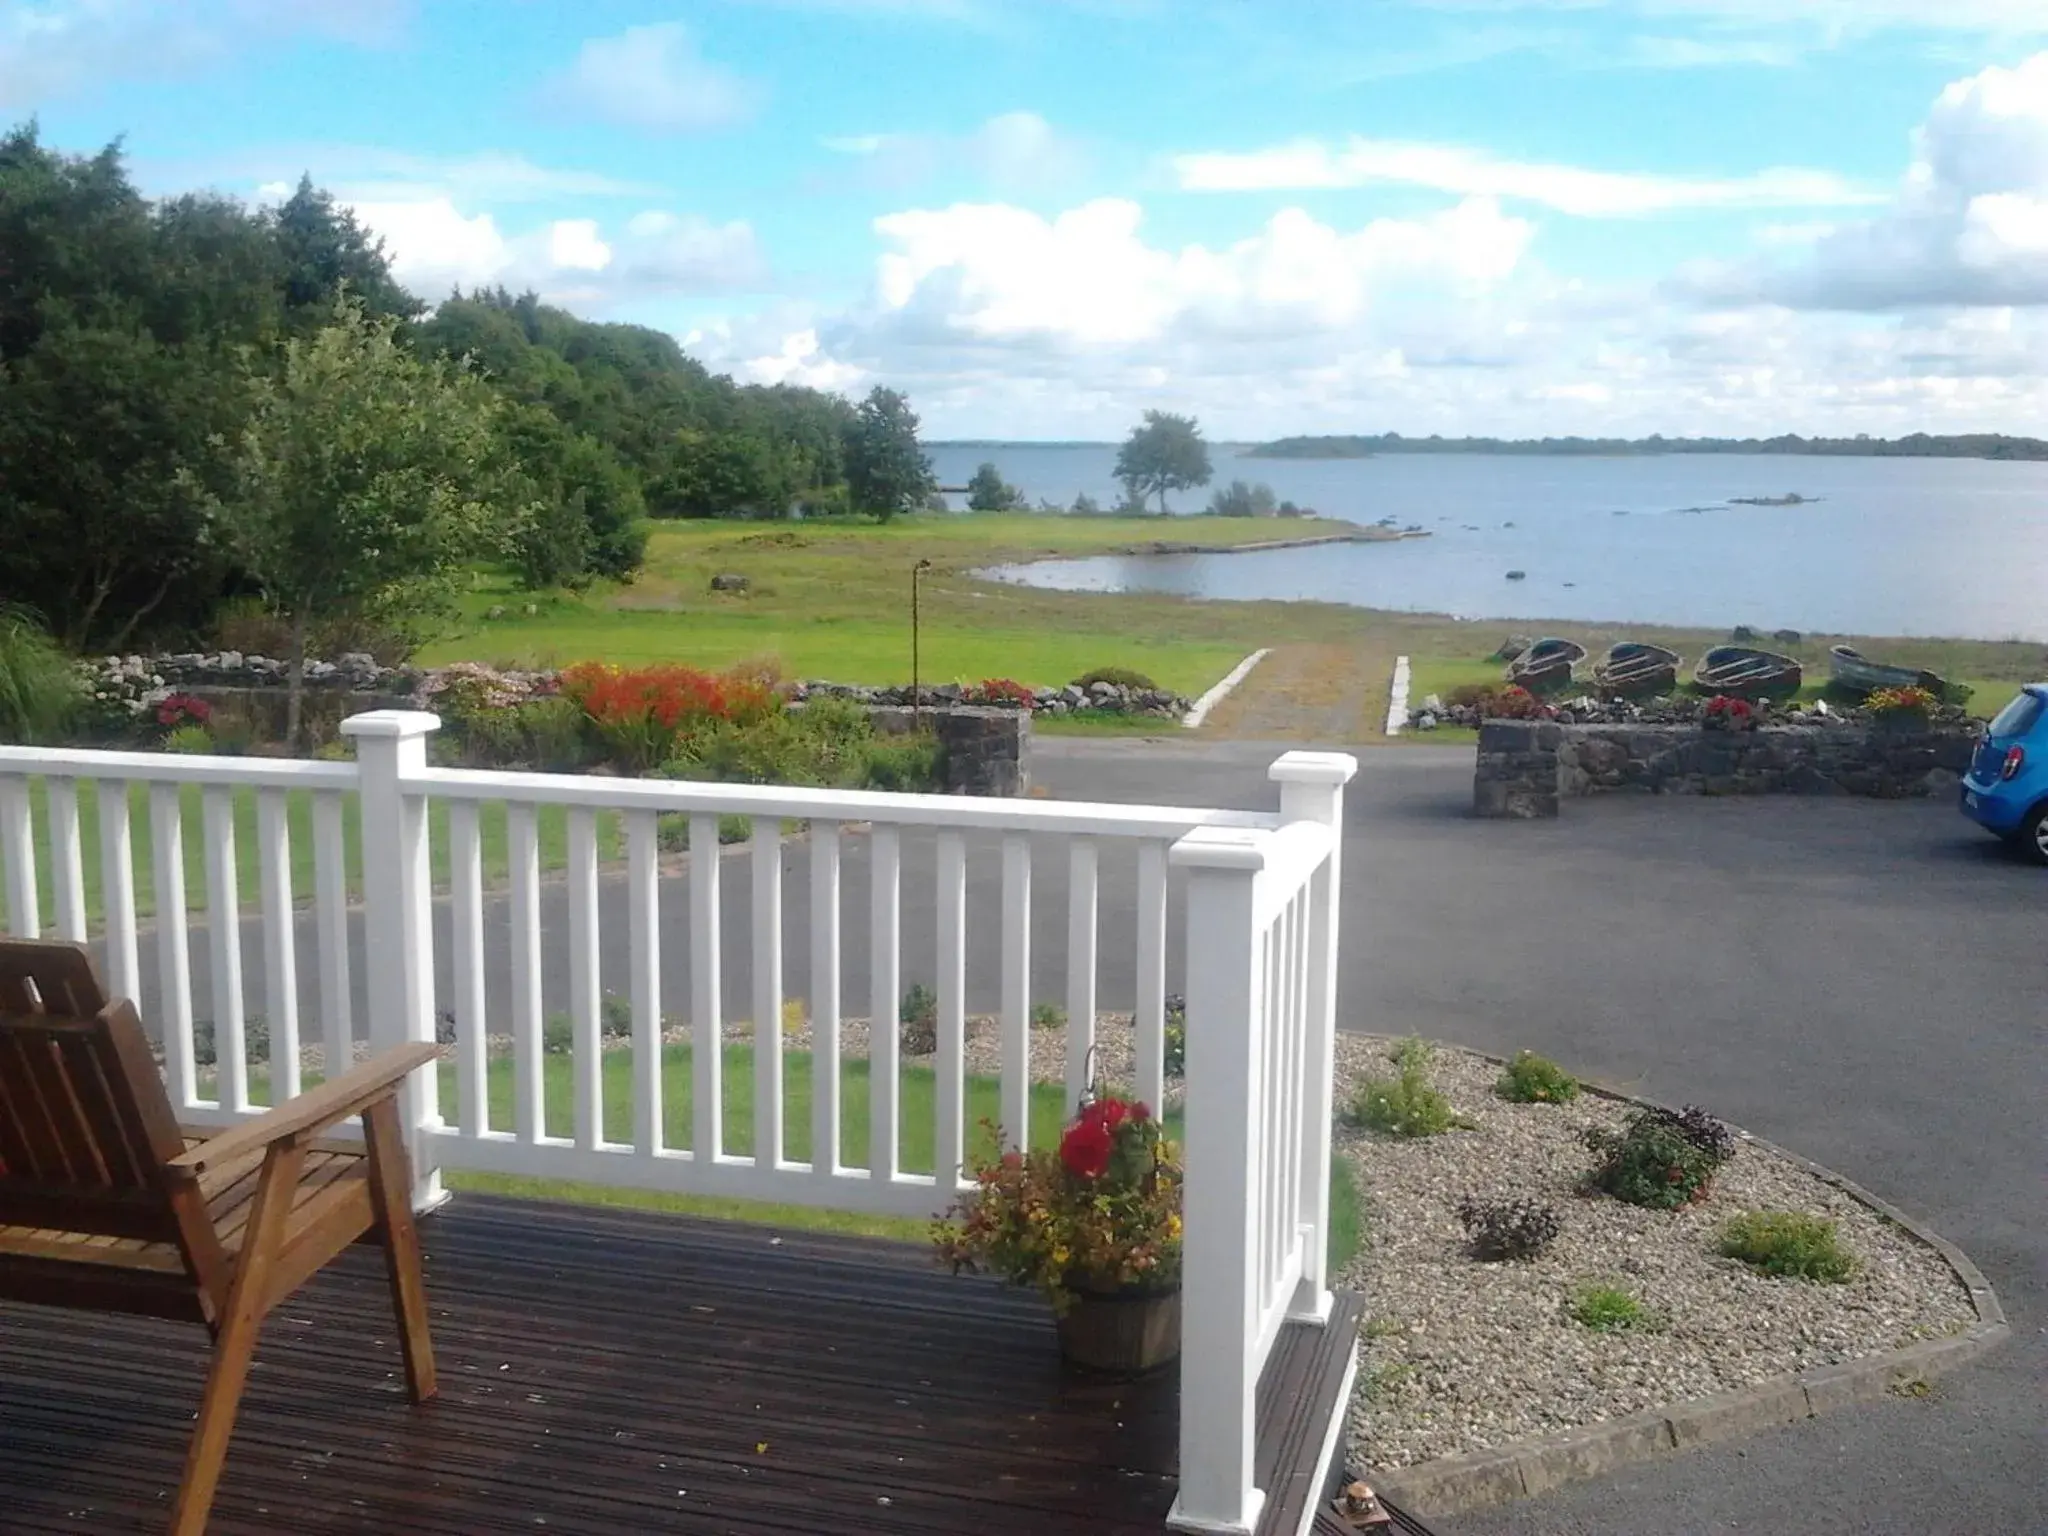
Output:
left=166, top=1043, right=441, bottom=1176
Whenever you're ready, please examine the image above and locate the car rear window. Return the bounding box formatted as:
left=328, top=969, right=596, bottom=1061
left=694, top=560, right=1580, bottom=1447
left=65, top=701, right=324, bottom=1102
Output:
left=1989, top=691, right=2043, bottom=738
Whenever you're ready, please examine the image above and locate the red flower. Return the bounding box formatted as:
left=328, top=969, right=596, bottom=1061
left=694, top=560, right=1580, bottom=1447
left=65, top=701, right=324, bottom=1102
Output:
left=1059, top=1116, right=1114, bottom=1179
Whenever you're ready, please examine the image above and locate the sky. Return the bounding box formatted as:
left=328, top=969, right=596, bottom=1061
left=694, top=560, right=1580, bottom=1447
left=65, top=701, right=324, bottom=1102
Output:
left=9, top=0, right=2048, bottom=440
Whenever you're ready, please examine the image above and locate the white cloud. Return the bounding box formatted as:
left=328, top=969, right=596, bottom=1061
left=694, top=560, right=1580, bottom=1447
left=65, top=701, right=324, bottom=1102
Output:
left=0, top=0, right=402, bottom=108
left=1689, top=52, right=2048, bottom=307
left=863, top=196, right=1534, bottom=349
left=1175, top=137, right=1878, bottom=217
left=232, top=147, right=664, bottom=208
left=544, top=23, right=758, bottom=133
left=818, top=110, right=1087, bottom=192
left=1424, top=0, right=2047, bottom=35
left=347, top=196, right=769, bottom=304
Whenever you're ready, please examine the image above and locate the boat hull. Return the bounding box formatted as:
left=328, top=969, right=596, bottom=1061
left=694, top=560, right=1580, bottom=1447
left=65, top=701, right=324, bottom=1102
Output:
left=1693, top=647, right=1803, bottom=700
left=1828, top=645, right=1945, bottom=698
left=1594, top=644, right=1681, bottom=699
left=1507, top=638, right=1587, bottom=695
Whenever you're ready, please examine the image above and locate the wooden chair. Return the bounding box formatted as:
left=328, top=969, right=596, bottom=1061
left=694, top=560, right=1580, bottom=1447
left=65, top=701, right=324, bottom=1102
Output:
left=0, top=939, right=440, bottom=1535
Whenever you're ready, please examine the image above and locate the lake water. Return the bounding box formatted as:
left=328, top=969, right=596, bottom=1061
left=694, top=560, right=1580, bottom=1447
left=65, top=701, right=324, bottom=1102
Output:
left=927, top=444, right=2048, bottom=642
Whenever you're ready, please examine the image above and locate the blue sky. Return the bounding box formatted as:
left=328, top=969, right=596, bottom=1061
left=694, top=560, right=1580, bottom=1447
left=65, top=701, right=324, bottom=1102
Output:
left=10, top=0, right=2048, bottom=438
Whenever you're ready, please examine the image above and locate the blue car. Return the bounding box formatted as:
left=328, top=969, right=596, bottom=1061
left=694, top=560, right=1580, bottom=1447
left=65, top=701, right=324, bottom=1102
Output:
left=1960, top=684, right=2048, bottom=864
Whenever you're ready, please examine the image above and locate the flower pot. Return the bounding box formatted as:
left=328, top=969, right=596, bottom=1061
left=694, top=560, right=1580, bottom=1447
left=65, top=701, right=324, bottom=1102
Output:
left=1056, top=1283, right=1182, bottom=1376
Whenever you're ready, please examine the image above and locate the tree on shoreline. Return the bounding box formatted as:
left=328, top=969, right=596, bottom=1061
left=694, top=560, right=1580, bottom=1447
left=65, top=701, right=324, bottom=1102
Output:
left=965, top=461, right=1023, bottom=511
left=1115, top=411, right=1212, bottom=513
left=844, top=386, right=934, bottom=521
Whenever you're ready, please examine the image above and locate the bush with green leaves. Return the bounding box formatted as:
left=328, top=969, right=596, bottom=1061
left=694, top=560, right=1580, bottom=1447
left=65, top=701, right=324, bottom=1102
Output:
left=0, top=607, right=84, bottom=745
left=1584, top=1105, right=1735, bottom=1209
left=900, top=982, right=939, bottom=1054
left=1570, top=1284, right=1648, bottom=1332
left=1718, top=1211, right=1858, bottom=1283
left=1072, top=666, right=1159, bottom=692
left=1030, top=1001, right=1066, bottom=1030
left=1496, top=1050, right=1579, bottom=1104
left=858, top=732, right=944, bottom=791
left=162, top=724, right=216, bottom=754
left=1347, top=1058, right=1462, bottom=1139
left=1163, top=994, right=1187, bottom=1077
left=1455, top=1195, right=1560, bottom=1261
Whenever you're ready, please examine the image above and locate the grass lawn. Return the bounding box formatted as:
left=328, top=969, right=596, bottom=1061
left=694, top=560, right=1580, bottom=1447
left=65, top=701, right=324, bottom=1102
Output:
left=419, top=513, right=1342, bottom=696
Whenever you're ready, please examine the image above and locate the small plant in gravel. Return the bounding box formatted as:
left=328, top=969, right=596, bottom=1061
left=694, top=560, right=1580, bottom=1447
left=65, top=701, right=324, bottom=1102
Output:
left=1360, top=1361, right=1414, bottom=1403
left=1030, top=1001, right=1066, bottom=1030
left=1583, top=1105, right=1735, bottom=1210
left=900, top=983, right=939, bottom=1053
left=1495, top=1050, right=1579, bottom=1104
left=1163, top=994, right=1187, bottom=1077
left=1390, top=1035, right=1433, bottom=1073
left=601, top=993, right=633, bottom=1039
left=1569, top=1284, right=1647, bottom=1332
left=1348, top=1062, right=1463, bottom=1139
left=1455, top=1195, right=1561, bottom=1261
left=1717, top=1211, right=1859, bottom=1283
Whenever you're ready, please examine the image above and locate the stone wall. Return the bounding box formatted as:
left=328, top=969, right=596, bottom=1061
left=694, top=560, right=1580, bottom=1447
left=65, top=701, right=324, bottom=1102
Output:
left=1475, top=719, right=1977, bottom=818
left=838, top=703, right=1030, bottom=797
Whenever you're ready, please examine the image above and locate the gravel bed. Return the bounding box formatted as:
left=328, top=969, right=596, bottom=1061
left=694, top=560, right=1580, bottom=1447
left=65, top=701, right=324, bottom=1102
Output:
left=1330, top=1034, right=1974, bottom=1470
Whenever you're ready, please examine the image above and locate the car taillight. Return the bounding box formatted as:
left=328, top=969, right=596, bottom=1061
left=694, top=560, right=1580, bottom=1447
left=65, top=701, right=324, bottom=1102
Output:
left=2002, top=745, right=2025, bottom=781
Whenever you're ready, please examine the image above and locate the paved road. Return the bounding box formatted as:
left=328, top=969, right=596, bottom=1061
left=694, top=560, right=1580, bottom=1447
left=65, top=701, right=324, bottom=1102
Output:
left=119, top=735, right=2045, bottom=1532
left=1046, top=737, right=2047, bottom=1536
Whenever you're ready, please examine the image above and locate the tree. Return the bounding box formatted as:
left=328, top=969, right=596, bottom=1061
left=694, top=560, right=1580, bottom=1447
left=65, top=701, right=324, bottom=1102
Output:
left=497, top=403, right=647, bottom=588
left=217, top=301, right=515, bottom=743
left=1114, top=410, right=1212, bottom=513
left=273, top=174, right=421, bottom=326
left=965, top=461, right=1022, bottom=512
left=842, top=386, right=934, bottom=522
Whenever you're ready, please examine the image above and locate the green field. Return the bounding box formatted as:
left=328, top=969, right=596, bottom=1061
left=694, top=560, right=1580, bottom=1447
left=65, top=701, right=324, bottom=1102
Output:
left=418, top=513, right=1352, bottom=695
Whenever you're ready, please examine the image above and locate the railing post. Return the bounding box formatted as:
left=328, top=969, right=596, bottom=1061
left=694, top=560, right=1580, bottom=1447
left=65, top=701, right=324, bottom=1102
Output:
left=1167, top=824, right=1268, bottom=1536
left=340, top=709, right=445, bottom=1213
left=1269, top=750, right=1357, bottom=1325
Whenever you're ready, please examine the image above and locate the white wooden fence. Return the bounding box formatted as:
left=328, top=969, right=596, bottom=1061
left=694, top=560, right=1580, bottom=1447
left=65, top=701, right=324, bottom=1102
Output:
left=0, top=714, right=1353, bottom=1536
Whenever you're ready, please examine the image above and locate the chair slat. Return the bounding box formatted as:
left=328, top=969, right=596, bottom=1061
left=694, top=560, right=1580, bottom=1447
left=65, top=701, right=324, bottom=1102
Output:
left=0, top=1033, right=72, bottom=1180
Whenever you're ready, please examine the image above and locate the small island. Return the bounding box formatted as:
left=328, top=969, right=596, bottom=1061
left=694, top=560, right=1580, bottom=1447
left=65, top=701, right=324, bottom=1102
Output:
left=1729, top=493, right=1819, bottom=507
left=1243, top=431, right=2048, bottom=462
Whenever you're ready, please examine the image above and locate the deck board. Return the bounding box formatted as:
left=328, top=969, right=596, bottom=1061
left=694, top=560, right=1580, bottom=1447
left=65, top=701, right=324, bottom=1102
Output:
left=0, top=1195, right=1206, bottom=1534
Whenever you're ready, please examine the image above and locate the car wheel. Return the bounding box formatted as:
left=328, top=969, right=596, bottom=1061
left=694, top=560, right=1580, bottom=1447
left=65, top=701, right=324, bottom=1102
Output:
left=2022, top=803, right=2048, bottom=866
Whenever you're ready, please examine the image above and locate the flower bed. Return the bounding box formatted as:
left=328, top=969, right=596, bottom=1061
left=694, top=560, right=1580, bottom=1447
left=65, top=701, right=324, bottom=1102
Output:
left=1330, top=1036, right=1973, bottom=1470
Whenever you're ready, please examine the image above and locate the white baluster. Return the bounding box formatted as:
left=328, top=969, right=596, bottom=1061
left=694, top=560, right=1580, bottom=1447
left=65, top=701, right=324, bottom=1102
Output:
left=201, top=786, right=248, bottom=1114
left=97, top=782, right=141, bottom=1003
left=1065, top=835, right=1098, bottom=1108
left=0, top=776, right=37, bottom=938
left=935, top=830, right=967, bottom=1189
left=256, top=788, right=302, bottom=1100
left=998, top=832, right=1030, bottom=1151
left=1167, top=824, right=1268, bottom=1536
left=1270, top=750, right=1353, bottom=1322
left=47, top=778, right=86, bottom=941
left=151, top=784, right=197, bottom=1108
left=508, top=801, right=544, bottom=1144
left=449, top=800, right=488, bottom=1136
left=810, top=821, right=841, bottom=1180
left=752, top=822, right=783, bottom=1168
left=689, top=812, right=722, bottom=1160
left=1135, top=839, right=1168, bottom=1113
left=569, top=807, right=602, bottom=1151
left=868, top=825, right=900, bottom=1181
left=312, top=791, right=354, bottom=1081
left=627, top=809, right=661, bottom=1157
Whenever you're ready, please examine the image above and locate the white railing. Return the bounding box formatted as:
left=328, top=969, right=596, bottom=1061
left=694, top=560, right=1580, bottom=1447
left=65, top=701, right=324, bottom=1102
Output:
left=0, top=716, right=1353, bottom=1536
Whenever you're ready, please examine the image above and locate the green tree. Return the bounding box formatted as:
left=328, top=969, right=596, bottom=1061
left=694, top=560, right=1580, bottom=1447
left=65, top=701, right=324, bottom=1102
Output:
left=273, top=174, right=421, bottom=326
left=964, top=461, right=1022, bottom=512
left=497, top=403, right=648, bottom=588
left=1207, top=479, right=1277, bottom=518
left=842, top=386, right=934, bottom=522
left=217, top=301, right=515, bottom=743
left=1114, top=410, right=1212, bottom=513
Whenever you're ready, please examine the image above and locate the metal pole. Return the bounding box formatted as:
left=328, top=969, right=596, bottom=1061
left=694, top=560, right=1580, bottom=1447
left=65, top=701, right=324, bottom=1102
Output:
left=912, top=559, right=931, bottom=732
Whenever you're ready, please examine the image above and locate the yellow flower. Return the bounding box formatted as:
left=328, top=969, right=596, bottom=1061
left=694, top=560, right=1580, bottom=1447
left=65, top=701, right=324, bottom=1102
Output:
left=1051, top=1247, right=1070, bottom=1267
left=1167, top=1214, right=1183, bottom=1238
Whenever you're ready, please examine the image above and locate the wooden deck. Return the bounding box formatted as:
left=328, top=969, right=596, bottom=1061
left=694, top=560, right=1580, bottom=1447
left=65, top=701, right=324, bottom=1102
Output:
left=0, top=1194, right=1358, bottom=1535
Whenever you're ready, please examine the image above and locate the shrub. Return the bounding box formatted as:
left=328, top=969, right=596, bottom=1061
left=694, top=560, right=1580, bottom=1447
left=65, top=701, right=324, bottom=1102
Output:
left=0, top=606, right=84, bottom=745
left=1703, top=694, right=1758, bottom=732
left=859, top=732, right=944, bottom=791
left=563, top=661, right=780, bottom=771
left=600, top=993, right=633, bottom=1040
left=1347, top=1061, right=1461, bottom=1139
left=1163, top=994, right=1187, bottom=1076
left=1496, top=1050, right=1579, bottom=1104
left=189, top=1015, right=271, bottom=1070
left=516, top=696, right=595, bottom=769
left=1072, top=666, right=1158, bottom=692
left=1718, top=1211, right=1858, bottom=1282
left=1865, top=684, right=1938, bottom=717
left=901, top=982, right=938, bottom=1052
left=1570, top=1284, right=1647, bottom=1331
left=1584, top=1105, right=1735, bottom=1209
left=162, top=724, right=216, bottom=755
left=542, top=1014, right=573, bottom=1055
left=965, top=677, right=1036, bottom=708
left=1455, top=1195, right=1561, bottom=1261
left=1207, top=479, right=1277, bottom=518
left=154, top=692, right=214, bottom=730
left=1030, top=1001, right=1066, bottom=1030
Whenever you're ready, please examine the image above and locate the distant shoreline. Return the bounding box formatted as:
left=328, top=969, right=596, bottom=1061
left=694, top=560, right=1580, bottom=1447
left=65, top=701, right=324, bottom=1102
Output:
left=1241, top=432, right=2048, bottom=462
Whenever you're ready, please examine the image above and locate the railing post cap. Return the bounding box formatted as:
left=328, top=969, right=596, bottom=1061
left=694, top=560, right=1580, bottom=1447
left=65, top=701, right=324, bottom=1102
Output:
left=1170, top=825, right=1268, bottom=872
left=339, top=710, right=442, bottom=740
left=1268, top=750, right=1358, bottom=787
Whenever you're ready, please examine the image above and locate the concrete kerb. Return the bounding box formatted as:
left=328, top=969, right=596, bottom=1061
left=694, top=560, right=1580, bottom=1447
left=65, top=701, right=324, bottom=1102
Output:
left=1366, top=1053, right=2011, bottom=1518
